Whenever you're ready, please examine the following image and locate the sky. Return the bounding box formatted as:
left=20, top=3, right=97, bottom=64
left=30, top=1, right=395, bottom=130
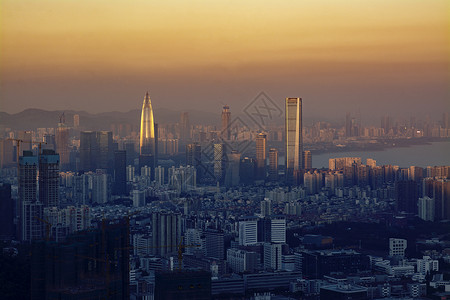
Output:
left=0, top=0, right=448, bottom=121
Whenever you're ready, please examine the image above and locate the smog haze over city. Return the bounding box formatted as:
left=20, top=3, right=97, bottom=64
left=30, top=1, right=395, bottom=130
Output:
left=0, top=1, right=449, bottom=300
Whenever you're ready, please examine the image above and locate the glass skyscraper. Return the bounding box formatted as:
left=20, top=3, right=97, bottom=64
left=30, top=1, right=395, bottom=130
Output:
left=285, top=97, right=303, bottom=182
left=140, top=92, right=156, bottom=171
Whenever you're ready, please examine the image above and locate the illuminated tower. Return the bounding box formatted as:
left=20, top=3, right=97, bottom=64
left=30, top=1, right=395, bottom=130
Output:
left=285, top=97, right=303, bottom=183
left=140, top=92, right=156, bottom=171
left=221, top=105, right=231, bottom=140
left=256, top=133, right=267, bottom=179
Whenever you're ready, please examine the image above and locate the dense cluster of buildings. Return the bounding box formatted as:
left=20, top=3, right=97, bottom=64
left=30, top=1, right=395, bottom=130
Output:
left=0, top=93, right=449, bottom=299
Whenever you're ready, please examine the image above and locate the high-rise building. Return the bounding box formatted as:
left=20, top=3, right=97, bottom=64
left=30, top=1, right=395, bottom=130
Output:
left=418, top=197, right=435, bottom=221
left=261, top=198, right=272, bottom=217
left=19, top=151, right=44, bottom=242
left=18, top=131, right=32, bottom=152
left=73, top=114, right=80, bottom=128
left=113, top=150, right=127, bottom=196
left=395, top=180, right=418, bottom=214
left=140, top=92, right=157, bottom=172
left=225, top=150, right=240, bottom=187
left=92, top=169, right=110, bottom=204
left=205, top=229, right=225, bottom=260
left=221, top=105, right=231, bottom=140
left=180, top=112, right=191, bottom=141
left=0, top=139, right=14, bottom=168
left=213, top=143, right=226, bottom=183
left=238, top=216, right=258, bottom=246
left=80, top=131, right=113, bottom=173
left=256, top=133, right=267, bottom=179
left=186, top=143, right=201, bottom=168
left=39, top=149, right=60, bottom=208
left=285, top=98, right=303, bottom=183
left=303, top=150, right=312, bottom=170
left=0, top=183, right=15, bottom=240
left=56, top=118, right=70, bottom=171
left=240, top=157, right=255, bottom=185
left=268, top=148, right=278, bottom=182
left=151, top=212, right=182, bottom=256
left=264, top=243, right=283, bottom=271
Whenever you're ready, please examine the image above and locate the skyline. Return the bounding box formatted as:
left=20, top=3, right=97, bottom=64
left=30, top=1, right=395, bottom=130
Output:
left=0, top=0, right=449, bottom=118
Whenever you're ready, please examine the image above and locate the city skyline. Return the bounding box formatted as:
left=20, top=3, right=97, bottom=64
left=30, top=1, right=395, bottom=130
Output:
left=1, top=0, right=448, bottom=119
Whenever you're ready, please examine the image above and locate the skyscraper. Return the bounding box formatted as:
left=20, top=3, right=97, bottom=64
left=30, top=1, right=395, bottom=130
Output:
left=221, top=105, right=231, bottom=140
left=214, top=143, right=226, bottom=183
left=186, top=143, right=201, bottom=168
left=151, top=212, right=182, bottom=256
left=38, top=149, right=60, bottom=208
left=56, top=116, right=70, bottom=170
left=140, top=92, right=156, bottom=172
left=256, top=133, right=267, bottom=180
left=180, top=112, right=191, bottom=141
left=268, top=148, right=278, bottom=182
left=80, top=131, right=113, bottom=173
left=285, top=98, right=303, bottom=183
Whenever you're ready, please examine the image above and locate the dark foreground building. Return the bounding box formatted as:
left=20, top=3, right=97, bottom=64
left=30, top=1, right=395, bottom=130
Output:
left=154, top=270, right=211, bottom=300
left=31, top=221, right=129, bottom=300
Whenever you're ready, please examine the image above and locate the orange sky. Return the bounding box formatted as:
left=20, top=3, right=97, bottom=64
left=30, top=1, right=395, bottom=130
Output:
left=0, top=0, right=448, bottom=118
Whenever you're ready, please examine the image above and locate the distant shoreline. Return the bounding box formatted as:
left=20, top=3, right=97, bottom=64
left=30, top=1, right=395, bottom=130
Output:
left=309, top=137, right=449, bottom=155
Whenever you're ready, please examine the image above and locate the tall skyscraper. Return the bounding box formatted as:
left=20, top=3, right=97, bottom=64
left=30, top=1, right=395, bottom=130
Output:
left=221, top=105, right=231, bottom=140
left=56, top=116, right=70, bottom=170
left=268, top=148, right=278, bottom=182
left=395, top=180, right=418, bottom=214
left=140, top=92, right=156, bottom=172
left=38, top=149, right=60, bottom=208
left=0, top=139, right=14, bottom=168
left=73, top=114, right=80, bottom=128
left=80, top=131, right=113, bottom=173
left=285, top=98, right=303, bottom=183
left=214, top=143, right=226, bottom=183
left=180, top=112, right=191, bottom=141
left=256, top=133, right=267, bottom=180
left=19, top=151, right=44, bottom=242
left=225, top=150, right=240, bottom=187
left=205, top=229, right=225, bottom=260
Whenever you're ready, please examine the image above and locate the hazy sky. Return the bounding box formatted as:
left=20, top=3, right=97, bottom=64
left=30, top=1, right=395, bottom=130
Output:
left=0, top=0, right=448, bottom=120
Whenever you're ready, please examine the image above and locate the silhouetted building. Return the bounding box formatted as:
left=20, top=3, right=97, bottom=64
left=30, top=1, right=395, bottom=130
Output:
left=303, top=150, right=312, bottom=170
left=0, top=139, right=14, bottom=168
left=113, top=150, right=127, bottom=195
left=56, top=117, right=70, bottom=170
left=0, top=183, right=14, bottom=240
left=31, top=221, right=129, bottom=299
left=300, top=249, right=370, bottom=279
left=80, top=131, right=113, bottom=173
left=39, top=149, right=60, bottom=208
left=240, top=157, right=255, bottom=185
left=186, top=143, right=201, bottom=168
left=180, top=112, right=191, bottom=141
left=154, top=270, right=211, bottom=300
left=213, top=143, right=226, bottom=183
left=395, top=180, right=418, bottom=214
left=225, top=150, right=240, bottom=187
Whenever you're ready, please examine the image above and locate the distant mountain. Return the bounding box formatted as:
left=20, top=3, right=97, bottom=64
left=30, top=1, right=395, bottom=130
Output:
left=0, top=108, right=221, bottom=131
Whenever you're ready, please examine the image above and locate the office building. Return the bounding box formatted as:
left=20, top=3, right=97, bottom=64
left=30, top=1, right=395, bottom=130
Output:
left=268, top=148, right=278, bottom=181
left=152, top=212, right=182, bottom=256
left=260, top=198, right=272, bottom=217
left=0, top=139, right=14, bottom=168
left=56, top=120, right=70, bottom=170
left=240, top=157, right=255, bottom=184
left=225, top=150, right=240, bottom=187
left=255, top=133, right=267, bottom=179
left=264, top=243, right=283, bottom=271
left=213, top=143, right=226, bottom=183
left=239, top=216, right=258, bottom=246
left=418, top=196, right=435, bottom=221
left=140, top=92, right=157, bottom=172
left=227, top=249, right=258, bottom=273
left=186, top=143, right=201, bottom=167
left=205, top=229, right=225, bottom=260
left=38, top=149, right=60, bottom=208
left=180, top=112, right=191, bottom=141
left=285, top=97, right=303, bottom=183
